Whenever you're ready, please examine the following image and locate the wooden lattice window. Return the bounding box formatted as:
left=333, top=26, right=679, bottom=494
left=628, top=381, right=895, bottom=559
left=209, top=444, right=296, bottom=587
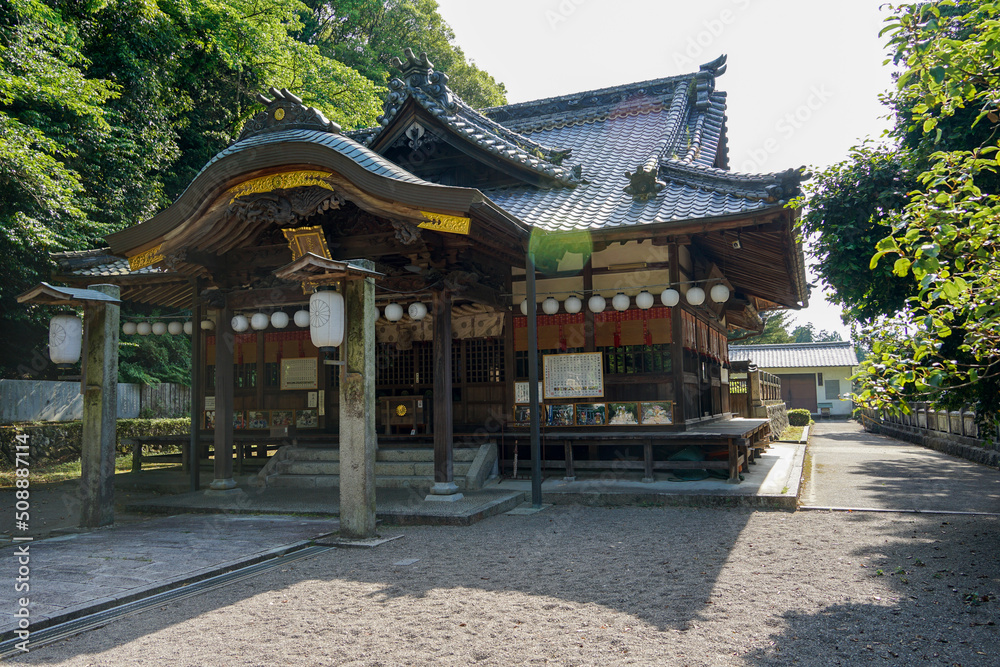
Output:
left=464, top=337, right=505, bottom=383
left=376, top=342, right=415, bottom=386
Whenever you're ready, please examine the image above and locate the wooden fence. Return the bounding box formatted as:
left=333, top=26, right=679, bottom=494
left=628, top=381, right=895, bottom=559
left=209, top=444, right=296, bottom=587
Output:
left=0, top=380, right=189, bottom=423
left=728, top=362, right=788, bottom=437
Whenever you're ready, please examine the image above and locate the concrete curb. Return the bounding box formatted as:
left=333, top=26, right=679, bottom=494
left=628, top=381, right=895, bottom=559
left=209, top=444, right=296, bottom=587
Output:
left=0, top=539, right=322, bottom=643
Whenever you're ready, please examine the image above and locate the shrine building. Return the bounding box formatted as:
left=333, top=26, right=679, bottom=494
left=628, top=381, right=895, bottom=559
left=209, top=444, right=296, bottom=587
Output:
left=49, top=51, right=808, bottom=495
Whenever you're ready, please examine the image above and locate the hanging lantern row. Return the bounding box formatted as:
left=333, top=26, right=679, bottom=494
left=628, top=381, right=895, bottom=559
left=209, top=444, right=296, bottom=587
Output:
left=518, top=284, right=730, bottom=314
left=122, top=320, right=195, bottom=336
left=229, top=309, right=311, bottom=333
left=381, top=301, right=428, bottom=322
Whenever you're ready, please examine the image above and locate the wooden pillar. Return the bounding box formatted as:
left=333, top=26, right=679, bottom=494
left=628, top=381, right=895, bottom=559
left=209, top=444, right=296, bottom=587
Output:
left=427, top=289, right=462, bottom=500
left=209, top=300, right=236, bottom=491
left=526, top=255, right=542, bottom=507
left=669, top=244, right=686, bottom=427
left=189, top=287, right=203, bottom=491
left=339, top=271, right=377, bottom=537
left=79, top=284, right=120, bottom=528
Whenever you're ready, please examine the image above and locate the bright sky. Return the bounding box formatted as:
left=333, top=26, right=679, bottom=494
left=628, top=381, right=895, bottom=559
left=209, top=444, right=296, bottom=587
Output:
left=435, top=0, right=897, bottom=339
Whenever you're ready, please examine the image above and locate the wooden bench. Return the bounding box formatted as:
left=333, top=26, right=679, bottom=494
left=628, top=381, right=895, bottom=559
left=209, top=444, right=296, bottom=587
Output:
left=123, top=428, right=305, bottom=472
left=502, top=418, right=770, bottom=484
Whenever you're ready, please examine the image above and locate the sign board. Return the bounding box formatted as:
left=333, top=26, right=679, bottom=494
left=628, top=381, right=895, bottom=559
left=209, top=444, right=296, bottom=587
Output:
left=280, top=358, right=318, bottom=390
left=514, top=381, right=543, bottom=405
left=542, top=352, right=604, bottom=400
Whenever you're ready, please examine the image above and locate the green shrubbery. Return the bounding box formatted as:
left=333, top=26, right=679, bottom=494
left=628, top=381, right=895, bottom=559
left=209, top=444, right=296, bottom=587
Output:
left=0, top=418, right=189, bottom=464
left=788, top=409, right=813, bottom=427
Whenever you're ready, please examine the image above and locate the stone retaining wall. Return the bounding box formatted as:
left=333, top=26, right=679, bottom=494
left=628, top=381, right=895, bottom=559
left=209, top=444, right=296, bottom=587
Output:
left=861, top=410, right=1000, bottom=468
left=0, top=419, right=189, bottom=464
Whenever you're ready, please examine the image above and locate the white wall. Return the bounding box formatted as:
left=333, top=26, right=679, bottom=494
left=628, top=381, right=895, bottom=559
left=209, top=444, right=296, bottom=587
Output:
left=760, top=365, right=856, bottom=416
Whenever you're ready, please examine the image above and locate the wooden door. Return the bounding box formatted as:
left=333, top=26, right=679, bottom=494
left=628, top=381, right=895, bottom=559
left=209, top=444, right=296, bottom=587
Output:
left=778, top=373, right=817, bottom=413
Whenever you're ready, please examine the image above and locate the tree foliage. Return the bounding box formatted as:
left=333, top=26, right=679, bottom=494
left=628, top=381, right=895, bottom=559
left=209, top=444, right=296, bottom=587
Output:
left=0, top=0, right=504, bottom=381
left=805, top=1, right=1000, bottom=424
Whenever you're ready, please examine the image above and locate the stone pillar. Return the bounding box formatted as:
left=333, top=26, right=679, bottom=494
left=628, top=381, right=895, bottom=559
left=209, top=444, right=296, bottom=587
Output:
left=79, top=284, right=120, bottom=528
left=427, top=289, right=462, bottom=501
left=209, top=301, right=236, bottom=491
left=339, top=268, right=377, bottom=538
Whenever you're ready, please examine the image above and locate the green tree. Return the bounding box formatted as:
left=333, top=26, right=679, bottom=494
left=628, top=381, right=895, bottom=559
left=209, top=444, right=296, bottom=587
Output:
left=0, top=0, right=116, bottom=377
left=806, top=1, right=1000, bottom=425
left=301, top=0, right=507, bottom=109
left=730, top=311, right=794, bottom=345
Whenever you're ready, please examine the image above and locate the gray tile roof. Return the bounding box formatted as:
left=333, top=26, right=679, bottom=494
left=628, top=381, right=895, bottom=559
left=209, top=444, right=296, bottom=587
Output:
left=364, top=48, right=581, bottom=188
left=355, top=54, right=805, bottom=232
left=194, top=128, right=434, bottom=190
left=52, top=248, right=163, bottom=277
left=729, top=341, right=859, bottom=369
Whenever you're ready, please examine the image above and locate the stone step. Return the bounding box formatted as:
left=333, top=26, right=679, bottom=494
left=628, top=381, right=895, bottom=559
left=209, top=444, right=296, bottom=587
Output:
left=278, top=460, right=472, bottom=477
left=279, top=447, right=481, bottom=463
left=265, top=474, right=468, bottom=490
left=375, top=448, right=479, bottom=462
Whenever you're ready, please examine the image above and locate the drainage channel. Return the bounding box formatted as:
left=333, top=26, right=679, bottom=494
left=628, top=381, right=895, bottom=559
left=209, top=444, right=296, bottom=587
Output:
left=800, top=506, right=1000, bottom=516
left=0, top=544, right=333, bottom=659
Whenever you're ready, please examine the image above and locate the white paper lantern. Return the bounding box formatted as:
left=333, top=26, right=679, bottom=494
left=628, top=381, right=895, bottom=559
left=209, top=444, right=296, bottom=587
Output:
left=49, top=314, right=82, bottom=365
left=310, top=290, right=345, bottom=348
left=685, top=286, right=706, bottom=306
left=385, top=302, right=403, bottom=322
left=588, top=294, right=606, bottom=313
left=612, top=292, right=630, bottom=312
left=250, top=312, right=269, bottom=331
left=200, top=319, right=215, bottom=331
left=122, top=321, right=137, bottom=336
left=542, top=297, right=560, bottom=315
left=167, top=321, right=183, bottom=335
left=152, top=321, right=168, bottom=335
left=519, top=299, right=529, bottom=316
left=137, top=322, right=152, bottom=336
left=564, top=295, right=582, bottom=314
left=660, top=288, right=680, bottom=307
left=270, top=311, right=289, bottom=329
left=710, top=284, right=731, bottom=303
left=293, top=309, right=310, bottom=328
left=636, top=290, right=655, bottom=310
left=183, top=321, right=193, bottom=335
left=231, top=315, right=249, bottom=332
left=408, top=302, right=428, bottom=321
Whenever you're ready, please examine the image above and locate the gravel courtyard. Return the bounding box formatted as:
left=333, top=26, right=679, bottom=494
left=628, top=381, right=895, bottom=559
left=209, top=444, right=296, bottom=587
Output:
left=8, top=420, right=1000, bottom=666
left=10, top=505, right=998, bottom=666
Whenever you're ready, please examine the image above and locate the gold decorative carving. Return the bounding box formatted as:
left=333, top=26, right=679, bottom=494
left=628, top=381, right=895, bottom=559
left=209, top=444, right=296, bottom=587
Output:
left=127, top=244, right=165, bottom=271
left=417, top=211, right=471, bottom=235
left=274, top=108, right=285, bottom=121
left=282, top=225, right=332, bottom=262
left=227, top=170, right=335, bottom=203
left=395, top=404, right=407, bottom=417
left=282, top=226, right=332, bottom=295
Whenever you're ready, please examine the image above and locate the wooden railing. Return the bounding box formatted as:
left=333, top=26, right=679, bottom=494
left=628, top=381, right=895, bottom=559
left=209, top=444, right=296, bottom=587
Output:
left=728, top=362, right=787, bottom=436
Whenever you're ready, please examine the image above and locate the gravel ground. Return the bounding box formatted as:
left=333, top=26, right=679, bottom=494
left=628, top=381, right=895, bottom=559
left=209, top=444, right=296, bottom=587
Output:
left=11, top=505, right=999, bottom=666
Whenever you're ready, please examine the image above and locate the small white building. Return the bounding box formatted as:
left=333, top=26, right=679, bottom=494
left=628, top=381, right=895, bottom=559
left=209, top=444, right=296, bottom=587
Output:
left=729, top=341, right=858, bottom=416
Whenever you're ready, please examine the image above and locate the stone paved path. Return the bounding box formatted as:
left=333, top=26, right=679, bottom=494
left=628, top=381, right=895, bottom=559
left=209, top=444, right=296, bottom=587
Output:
left=0, top=514, right=337, bottom=636
left=803, top=419, right=1000, bottom=512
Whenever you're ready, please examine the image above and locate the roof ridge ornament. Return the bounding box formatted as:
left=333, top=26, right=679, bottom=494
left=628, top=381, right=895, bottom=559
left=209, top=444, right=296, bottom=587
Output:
left=379, top=48, right=456, bottom=126
left=236, top=87, right=341, bottom=142
left=692, top=54, right=728, bottom=110
left=624, top=157, right=666, bottom=201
